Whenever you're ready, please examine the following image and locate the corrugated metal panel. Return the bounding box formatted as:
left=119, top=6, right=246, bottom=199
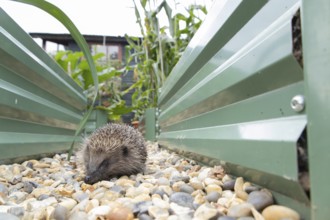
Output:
left=157, top=0, right=310, bottom=216
left=0, top=8, right=86, bottom=163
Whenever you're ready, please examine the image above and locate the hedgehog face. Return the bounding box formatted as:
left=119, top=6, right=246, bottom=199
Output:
left=83, top=147, right=111, bottom=184
left=80, top=123, right=147, bottom=184
left=83, top=144, right=136, bottom=184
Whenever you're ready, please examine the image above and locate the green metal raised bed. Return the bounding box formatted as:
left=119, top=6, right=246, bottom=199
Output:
left=154, top=0, right=330, bottom=219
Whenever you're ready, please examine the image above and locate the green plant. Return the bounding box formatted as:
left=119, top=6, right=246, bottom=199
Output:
left=54, top=50, right=133, bottom=122
left=124, top=0, right=208, bottom=120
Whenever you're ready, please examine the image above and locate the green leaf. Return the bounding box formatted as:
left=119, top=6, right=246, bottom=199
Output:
left=93, top=52, right=105, bottom=61
left=163, top=1, right=174, bottom=37
left=54, top=50, right=69, bottom=60
left=175, top=13, right=187, bottom=21
left=140, top=0, right=147, bottom=8
left=98, top=69, right=122, bottom=83
left=12, top=0, right=99, bottom=159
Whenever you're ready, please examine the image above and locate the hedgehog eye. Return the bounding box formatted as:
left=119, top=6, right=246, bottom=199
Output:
left=99, top=159, right=109, bottom=169
left=122, top=146, right=129, bottom=156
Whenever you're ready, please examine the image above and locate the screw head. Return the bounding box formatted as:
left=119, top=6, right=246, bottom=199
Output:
left=291, top=95, right=305, bottom=112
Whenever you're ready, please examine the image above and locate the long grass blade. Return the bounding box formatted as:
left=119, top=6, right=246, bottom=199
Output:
left=11, top=0, right=99, bottom=159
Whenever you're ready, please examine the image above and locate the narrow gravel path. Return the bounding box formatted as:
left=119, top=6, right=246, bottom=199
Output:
left=0, top=142, right=300, bottom=220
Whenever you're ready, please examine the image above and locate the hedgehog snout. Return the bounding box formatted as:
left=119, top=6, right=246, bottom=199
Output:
left=84, top=171, right=104, bottom=184
left=84, top=175, right=92, bottom=184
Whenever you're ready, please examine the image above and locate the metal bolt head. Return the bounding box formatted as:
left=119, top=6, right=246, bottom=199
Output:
left=291, top=95, right=305, bottom=112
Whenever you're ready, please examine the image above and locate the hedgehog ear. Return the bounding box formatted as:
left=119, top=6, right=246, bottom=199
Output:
left=122, top=146, right=129, bottom=156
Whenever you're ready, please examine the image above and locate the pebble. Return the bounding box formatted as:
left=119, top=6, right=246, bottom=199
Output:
left=85, top=199, right=99, bottom=212
left=0, top=142, right=302, bottom=219
left=0, top=182, right=9, bottom=195
left=227, top=202, right=253, bottom=218
left=7, top=206, right=25, bottom=217
left=148, top=205, right=169, bottom=219
left=179, top=184, right=195, bottom=194
left=189, top=177, right=204, bottom=190
left=219, top=217, right=236, bottom=220
left=31, top=187, right=52, bottom=198
left=198, top=167, right=212, bottom=181
left=205, top=183, right=222, bottom=194
left=193, top=192, right=206, bottom=206
left=107, top=203, right=134, bottom=220
left=158, top=185, right=173, bottom=196
left=171, top=174, right=189, bottom=183
left=170, top=202, right=194, bottom=219
left=169, top=192, right=195, bottom=209
left=0, top=198, right=5, bottom=207
left=72, top=191, right=89, bottom=202
left=204, top=177, right=222, bottom=186
left=111, top=185, right=125, bottom=194
left=244, top=185, right=259, bottom=193
left=138, top=213, right=154, bottom=220
left=8, top=191, right=28, bottom=204
left=172, top=181, right=185, bottom=192
left=247, top=189, right=274, bottom=211
left=88, top=205, right=111, bottom=220
left=59, top=198, right=77, bottom=210
left=133, top=201, right=153, bottom=214
left=22, top=181, right=35, bottom=193
left=53, top=204, right=68, bottom=220
left=158, top=177, right=170, bottom=186
left=27, top=197, right=57, bottom=211
left=152, top=188, right=167, bottom=197
left=205, top=191, right=221, bottom=203
left=152, top=196, right=170, bottom=209
left=194, top=203, right=220, bottom=219
left=223, top=180, right=236, bottom=190
left=262, top=205, right=300, bottom=220
left=69, top=211, right=88, bottom=220
left=0, top=212, right=20, bottom=220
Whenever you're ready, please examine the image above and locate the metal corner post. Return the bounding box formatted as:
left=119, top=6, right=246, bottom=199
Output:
left=302, top=0, right=330, bottom=219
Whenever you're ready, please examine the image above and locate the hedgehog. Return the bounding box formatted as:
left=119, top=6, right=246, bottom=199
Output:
left=77, top=123, right=147, bottom=184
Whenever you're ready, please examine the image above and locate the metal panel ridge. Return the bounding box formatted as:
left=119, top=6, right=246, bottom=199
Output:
left=160, top=14, right=300, bottom=126
left=0, top=28, right=86, bottom=110
left=158, top=0, right=268, bottom=106
left=159, top=115, right=305, bottom=178
left=0, top=8, right=87, bottom=163
left=0, top=8, right=84, bottom=99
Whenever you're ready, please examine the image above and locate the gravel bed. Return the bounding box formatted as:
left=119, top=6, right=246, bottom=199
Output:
left=0, top=142, right=300, bottom=220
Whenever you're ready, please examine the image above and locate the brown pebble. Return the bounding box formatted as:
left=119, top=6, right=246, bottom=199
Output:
left=210, top=166, right=226, bottom=179
left=262, top=205, right=300, bottom=220
left=81, top=183, right=95, bottom=192
left=236, top=190, right=248, bottom=201
left=107, top=205, right=134, bottom=220
left=234, top=177, right=244, bottom=192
